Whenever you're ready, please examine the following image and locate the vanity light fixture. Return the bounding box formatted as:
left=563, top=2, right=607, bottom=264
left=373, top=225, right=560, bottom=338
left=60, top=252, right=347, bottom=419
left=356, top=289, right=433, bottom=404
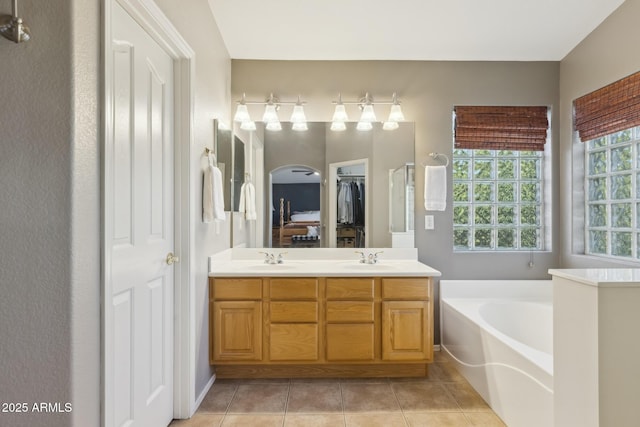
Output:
left=330, top=92, right=405, bottom=131
left=233, top=93, right=308, bottom=132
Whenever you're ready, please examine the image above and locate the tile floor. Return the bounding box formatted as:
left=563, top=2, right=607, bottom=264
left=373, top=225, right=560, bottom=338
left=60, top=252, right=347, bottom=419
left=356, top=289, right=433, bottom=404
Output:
left=170, top=352, right=506, bottom=427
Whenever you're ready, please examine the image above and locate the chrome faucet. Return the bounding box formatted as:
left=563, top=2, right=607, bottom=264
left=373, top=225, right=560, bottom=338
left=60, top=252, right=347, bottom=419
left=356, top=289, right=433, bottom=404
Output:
left=259, top=251, right=286, bottom=264
left=355, top=250, right=384, bottom=264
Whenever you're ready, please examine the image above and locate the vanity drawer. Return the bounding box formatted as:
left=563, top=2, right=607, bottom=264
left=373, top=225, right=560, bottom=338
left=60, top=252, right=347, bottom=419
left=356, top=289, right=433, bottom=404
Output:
left=381, top=278, right=429, bottom=300
left=212, top=278, right=262, bottom=300
left=270, top=278, right=318, bottom=300
left=326, top=301, right=374, bottom=322
left=326, top=278, right=374, bottom=300
left=271, top=301, right=318, bottom=323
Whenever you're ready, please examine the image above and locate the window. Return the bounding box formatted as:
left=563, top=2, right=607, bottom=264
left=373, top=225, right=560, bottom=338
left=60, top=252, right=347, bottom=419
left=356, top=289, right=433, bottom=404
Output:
left=584, top=127, right=640, bottom=259
left=452, top=106, right=549, bottom=252
left=453, top=149, right=544, bottom=250
left=574, top=71, right=640, bottom=260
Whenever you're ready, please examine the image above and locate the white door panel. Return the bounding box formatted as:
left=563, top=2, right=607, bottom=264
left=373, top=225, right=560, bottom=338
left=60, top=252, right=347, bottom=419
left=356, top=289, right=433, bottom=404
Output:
left=107, top=2, right=174, bottom=426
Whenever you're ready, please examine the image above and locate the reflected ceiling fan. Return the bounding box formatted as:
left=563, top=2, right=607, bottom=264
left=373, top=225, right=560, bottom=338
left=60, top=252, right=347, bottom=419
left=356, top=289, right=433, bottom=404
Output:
left=291, top=169, right=316, bottom=176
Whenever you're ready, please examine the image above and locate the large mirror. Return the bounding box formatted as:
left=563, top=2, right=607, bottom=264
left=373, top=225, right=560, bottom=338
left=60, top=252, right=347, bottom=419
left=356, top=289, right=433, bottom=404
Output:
left=232, top=121, right=415, bottom=248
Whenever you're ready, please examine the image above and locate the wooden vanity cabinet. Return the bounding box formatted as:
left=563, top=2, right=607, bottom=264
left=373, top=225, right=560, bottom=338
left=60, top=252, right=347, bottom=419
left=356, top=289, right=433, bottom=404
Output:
left=210, top=275, right=433, bottom=377
left=268, top=278, right=319, bottom=361
left=381, top=278, right=432, bottom=361
left=210, top=278, right=263, bottom=362
left=325, top=278, right=375, bottom=361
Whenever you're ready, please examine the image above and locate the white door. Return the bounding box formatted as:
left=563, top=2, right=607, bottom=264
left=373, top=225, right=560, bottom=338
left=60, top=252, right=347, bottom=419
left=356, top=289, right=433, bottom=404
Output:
left=105, top=2, right=175, bottom=426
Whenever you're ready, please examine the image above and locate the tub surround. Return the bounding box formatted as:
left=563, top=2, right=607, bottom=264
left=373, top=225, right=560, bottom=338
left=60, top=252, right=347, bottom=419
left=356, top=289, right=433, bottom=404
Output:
left=208, top=248, right=440, bottom=378
left=550, top=269, right=640, bottom=427
left=440, top=280, right=553, bottom=427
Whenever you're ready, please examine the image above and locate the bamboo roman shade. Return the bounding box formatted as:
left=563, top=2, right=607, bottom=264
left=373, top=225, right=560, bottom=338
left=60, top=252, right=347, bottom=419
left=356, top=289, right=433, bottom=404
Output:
left=574, top=71, right=640, bottom=142
left=454, top=106, right=549, bottom=151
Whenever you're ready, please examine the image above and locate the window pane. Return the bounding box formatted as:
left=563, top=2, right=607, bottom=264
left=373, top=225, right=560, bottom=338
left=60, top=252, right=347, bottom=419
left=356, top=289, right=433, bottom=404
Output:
left=520, top=228, right=539, bottom=249
left=520, top=151, right=536, bottom=156
left=453, top=159, right=470, bottom=179
left=520, top=159, right=540, bottom=179
left=611, top=146, right=632, bottom=171
left=520, top=205, right=539, bottom=225
left=589, top=230, right=607, bottom=254
left=497, top=206, right=515, bottom=225
left=611, top=129, right=632, bottom=144
left=520, top=183, right=540, bottom=202
left=453, top=149, right=470, bottom=157
left=498, top=150, right=514, bottom=156
left=589, top=204, right=607, bottom=227
left=611, top=203, right=632, bottom=228
left=474, top=206, right=492, bottom=225
left=474, top=183, right=494, bottom=202
left=474, top=150, right=492, bottom=157
left=588, top=177, right=607, bottom=201
left=453, top=206, right=469, bottom=225
left=498, top=183, right=516, bottom=202
left=453, top=183, right=469, bottom=202
left=474, top=160, right=494, bottom=179
left=474, top=228, right=493, bottom=248
left=612, top=232, right=632, bottom=257
left=497, top=229, right=516, bottom=249
left=588, top=151, right=607, bottom=175
left=498, top=159, right=515, bottom=179
left=588, top=137, right=606, bottom=150
left=611, top=174, right=632, bottom=199
left=453, top=228, right=470, bottom=249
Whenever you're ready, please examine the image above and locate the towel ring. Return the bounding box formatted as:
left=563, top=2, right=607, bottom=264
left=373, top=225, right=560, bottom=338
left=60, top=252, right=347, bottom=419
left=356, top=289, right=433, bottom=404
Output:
left=422, top=152, right=449, bottom=168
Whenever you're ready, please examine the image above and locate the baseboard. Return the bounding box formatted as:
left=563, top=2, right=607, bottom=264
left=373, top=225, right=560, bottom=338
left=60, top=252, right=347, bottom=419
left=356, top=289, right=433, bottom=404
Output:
left=434, top=344, right=441, bottom=351
left=192, top=373, right=216, bottom=415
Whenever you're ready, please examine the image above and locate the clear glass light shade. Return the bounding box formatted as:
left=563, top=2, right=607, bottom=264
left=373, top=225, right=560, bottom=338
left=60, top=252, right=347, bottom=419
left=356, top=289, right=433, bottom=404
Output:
left=240, top=120, right=256, bottom=131
left=233, top=104, right=250, bottom=122
left=330, top=121, right=347, bottom=131
left=265, top=121, right=282, bottom=131
left=290, top=105, right=307, bottom=123
left=292, top=122, right=308, bottom=131
left=262, top=104, right=279, bottom=123
left=387, top=104, right=405, bottom=122
left=332, top=104, right=349, bottom=122
left=359, top=104, right=377, bottom=123
left=383, top=121, right=399, bottom=131
left=356, top=121, right=373, bottom=131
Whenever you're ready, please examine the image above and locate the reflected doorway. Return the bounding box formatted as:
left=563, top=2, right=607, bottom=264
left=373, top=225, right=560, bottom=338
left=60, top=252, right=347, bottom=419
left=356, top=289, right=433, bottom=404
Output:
left=269, top=165, right=322, bottom=248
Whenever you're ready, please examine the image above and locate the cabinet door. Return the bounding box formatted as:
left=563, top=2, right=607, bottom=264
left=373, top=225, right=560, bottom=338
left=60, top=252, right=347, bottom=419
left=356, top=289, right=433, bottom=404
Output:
left=382, top=301, right=430, bottom=361
left=326, top=324, right=375, bottom=361
left=270, top=324, right=318, bottom=361
left=212, top=301, right=262, bottom=361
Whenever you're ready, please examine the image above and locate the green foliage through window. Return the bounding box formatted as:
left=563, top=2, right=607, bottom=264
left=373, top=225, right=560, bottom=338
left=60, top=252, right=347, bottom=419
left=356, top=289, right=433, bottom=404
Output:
left=585, top=126, right=640, bottom=260
left=453, top=149, right=544, bottom=251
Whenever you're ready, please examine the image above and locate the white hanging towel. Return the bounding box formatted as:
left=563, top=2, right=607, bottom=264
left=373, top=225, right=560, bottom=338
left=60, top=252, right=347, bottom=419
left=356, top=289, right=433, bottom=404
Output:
left=203, top=155, right=226, bottom=223
left=424, top=165, right=447, bottom=211
left=239, top=181, right=257, bottom=220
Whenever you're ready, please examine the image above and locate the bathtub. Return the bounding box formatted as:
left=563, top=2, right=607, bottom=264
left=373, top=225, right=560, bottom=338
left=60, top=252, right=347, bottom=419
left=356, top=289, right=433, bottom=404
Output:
left=440, top=280, right=553, bottom=427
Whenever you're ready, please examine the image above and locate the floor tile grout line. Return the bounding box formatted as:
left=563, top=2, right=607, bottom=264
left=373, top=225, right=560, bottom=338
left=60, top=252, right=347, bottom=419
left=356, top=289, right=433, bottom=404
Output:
left=389, top=380, right=411, bottom=427
left=339, top=381, right=347, bottom=427
left=218, top=382, right=239, bottom=427
left=281, top=381, right=291, bottom=427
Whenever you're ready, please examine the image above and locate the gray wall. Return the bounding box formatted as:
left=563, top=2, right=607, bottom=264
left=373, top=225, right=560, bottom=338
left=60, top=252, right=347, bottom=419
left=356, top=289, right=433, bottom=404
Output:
left=0, top=1, right=100, bottom=426
left=0, top=1, right=231, bottom=425
left=232, top=60, right=561, bottom=342
left=559, top=0, right=640, bottom=268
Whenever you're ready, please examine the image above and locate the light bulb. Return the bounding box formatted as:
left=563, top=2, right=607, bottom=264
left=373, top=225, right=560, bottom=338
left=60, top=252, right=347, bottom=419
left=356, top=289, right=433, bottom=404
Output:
left=332, top=104, right=349, bottom=122
left=262, top=104, right=279, bottom=123
left=388, top=104, right=405, bottom=122
left=290, top=105, right=307, bottom=123
left=360, top=104, right=377, bottom=122
left=233, top=104, right=250, bottom=123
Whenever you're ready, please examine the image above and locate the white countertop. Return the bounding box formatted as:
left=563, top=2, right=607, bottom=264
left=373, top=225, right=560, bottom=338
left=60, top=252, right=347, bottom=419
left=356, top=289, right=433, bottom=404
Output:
left=209, top=248, right=441, bottom=278
left=548, top=268, right=640, bottom=288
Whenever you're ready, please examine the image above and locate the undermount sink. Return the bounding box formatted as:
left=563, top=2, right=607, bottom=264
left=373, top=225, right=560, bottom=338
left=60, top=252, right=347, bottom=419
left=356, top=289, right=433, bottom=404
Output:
left=244, top=263, right=299, bottom=270
left=341, top=262, right=398, bottom=270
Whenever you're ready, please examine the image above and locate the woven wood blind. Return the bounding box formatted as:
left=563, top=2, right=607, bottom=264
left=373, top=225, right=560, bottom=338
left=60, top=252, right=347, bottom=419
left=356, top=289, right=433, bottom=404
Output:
left=574, top=71, right=640, bottom=142
left=454, top=106, right=549, bottom=151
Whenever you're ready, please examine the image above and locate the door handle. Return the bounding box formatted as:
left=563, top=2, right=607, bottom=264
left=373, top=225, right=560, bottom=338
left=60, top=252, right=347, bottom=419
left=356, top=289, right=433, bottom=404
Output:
left=166, top=252, right=180, bottom=265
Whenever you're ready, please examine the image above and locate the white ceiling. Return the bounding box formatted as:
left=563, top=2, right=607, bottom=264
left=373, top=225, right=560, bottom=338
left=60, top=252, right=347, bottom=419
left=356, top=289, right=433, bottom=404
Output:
left=208, top=0, right=624, bottom=61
